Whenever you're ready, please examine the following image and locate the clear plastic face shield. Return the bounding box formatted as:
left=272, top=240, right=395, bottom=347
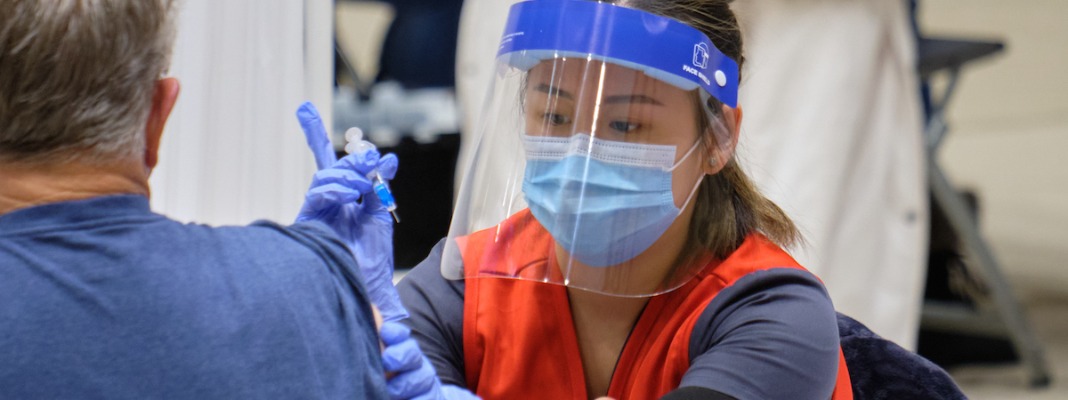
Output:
left=442, top=0, right=740, bottom=296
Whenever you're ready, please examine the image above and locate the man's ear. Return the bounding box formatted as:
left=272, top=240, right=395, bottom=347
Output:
left=703, top=104, right=742, bottom=174
left=144, top=77, right=180, bottom=170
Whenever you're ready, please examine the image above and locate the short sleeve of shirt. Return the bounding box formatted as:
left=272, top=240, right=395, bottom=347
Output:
left=682, top=268, right=840, bottom=400
left=263, top=220, right=375, bottom=300
left=396, top=239, right=468, bottom=387
left=252, top=220, right=389, bottom=397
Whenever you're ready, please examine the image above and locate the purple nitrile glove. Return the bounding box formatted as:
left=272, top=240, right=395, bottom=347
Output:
left=380, top=321, right=481, bottom=400
left=295, top=101, right=407, bottom=323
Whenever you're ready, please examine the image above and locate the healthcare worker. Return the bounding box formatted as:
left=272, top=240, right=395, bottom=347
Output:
left=454, top=0, right=927, bottom=349
left=301, top=1, right=853, bottom=399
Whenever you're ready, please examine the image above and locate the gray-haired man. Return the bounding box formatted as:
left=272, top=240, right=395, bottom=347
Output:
left=0, top=1, right=387, bottom=398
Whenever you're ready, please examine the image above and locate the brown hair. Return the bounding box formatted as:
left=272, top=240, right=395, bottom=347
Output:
left=0, top=0, right=179, bottom=165
left=613, top=0, right=801, bottom=258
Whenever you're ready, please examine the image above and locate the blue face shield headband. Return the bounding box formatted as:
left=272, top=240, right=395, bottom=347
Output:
left=497, top=0, right=740, bottom=108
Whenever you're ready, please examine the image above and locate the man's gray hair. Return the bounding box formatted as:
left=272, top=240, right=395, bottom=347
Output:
left=0, top=0, right=179, bottom=165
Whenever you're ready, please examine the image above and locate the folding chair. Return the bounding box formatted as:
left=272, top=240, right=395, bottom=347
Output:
left=917, top=36, right=1051, bottom=388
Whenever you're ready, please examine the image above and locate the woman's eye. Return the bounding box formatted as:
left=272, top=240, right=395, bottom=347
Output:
left=543, top=113, right=571, bottom=126
left=609, top=120, right=640, bottom=133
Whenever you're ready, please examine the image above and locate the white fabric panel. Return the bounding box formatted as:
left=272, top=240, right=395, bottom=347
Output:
left=453, top=0, right=522, bottom=197
left=733, top=0, right=927, bottom=349
left=150, top=0, right=333, bottom=226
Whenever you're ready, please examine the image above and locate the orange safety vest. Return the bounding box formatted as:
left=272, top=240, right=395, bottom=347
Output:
left=457, top=210, right=853, bottom=400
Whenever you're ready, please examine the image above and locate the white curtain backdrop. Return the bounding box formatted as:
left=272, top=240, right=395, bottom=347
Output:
left=733, top=0, right=928, bottom=349
left=453, top=0, right=521, bottom=198
left=150, top=0, right=334, bottom=226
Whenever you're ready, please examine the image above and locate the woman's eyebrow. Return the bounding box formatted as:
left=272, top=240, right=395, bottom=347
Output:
left=603, top=94, right=663, bottom=105
left=534, top=83, right=573, bottom=100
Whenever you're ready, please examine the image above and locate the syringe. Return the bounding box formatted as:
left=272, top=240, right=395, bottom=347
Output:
left=344, top=127, right=400, bottom=223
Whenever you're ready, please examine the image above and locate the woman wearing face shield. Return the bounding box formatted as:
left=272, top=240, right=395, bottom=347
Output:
left=381, top=1, right=855, bottom=399
left=291, top=0, right=851, bottom=398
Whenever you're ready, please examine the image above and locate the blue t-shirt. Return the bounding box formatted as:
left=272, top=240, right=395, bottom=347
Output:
left=0, top=195, right=388, bottom=399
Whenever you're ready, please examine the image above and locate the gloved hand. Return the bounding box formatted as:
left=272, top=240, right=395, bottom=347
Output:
left=295, top=101, right=408, bottom=323
left=380, top=321, right=481, bottom=400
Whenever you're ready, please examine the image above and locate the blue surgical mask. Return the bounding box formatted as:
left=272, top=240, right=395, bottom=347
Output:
left=522, top=134, right=703, bottom=267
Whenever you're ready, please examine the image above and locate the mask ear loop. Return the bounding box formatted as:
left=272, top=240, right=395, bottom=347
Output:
left=667, top=139, right=702, bottom=172
left=666, top=139, right=706, bottom=214
left=676, top=174, right=705, bottom=216
left=668, top=88, right=734, bottom=214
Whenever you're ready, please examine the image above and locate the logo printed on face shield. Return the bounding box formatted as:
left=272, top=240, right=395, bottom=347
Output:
left=693, top=43, right=710, bottom=68
left=682, top=64, right=711, bottom=87
left=521, top=134, right=703, bottom=267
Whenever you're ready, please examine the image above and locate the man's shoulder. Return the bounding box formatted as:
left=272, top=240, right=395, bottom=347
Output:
left=179, top=219, right=348, bottom=258
left=239, top=219, right=351, bottom=261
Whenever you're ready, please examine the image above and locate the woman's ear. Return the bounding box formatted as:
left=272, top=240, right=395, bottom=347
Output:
left=703, top=104, right=742, bottom=175
left=726, top=104, right=743, bottom=139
